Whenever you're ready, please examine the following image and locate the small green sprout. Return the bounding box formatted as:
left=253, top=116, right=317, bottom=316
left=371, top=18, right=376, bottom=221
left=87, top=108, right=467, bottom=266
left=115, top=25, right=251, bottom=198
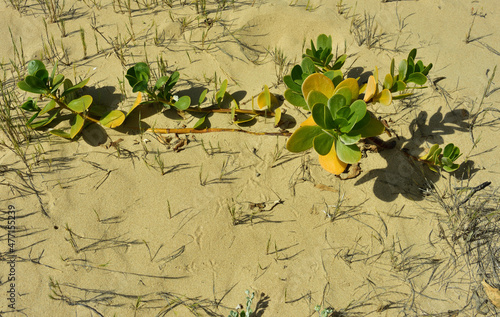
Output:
left=315, top=304, right=333, bottom=317
left=228, top=290, right=254, bottom=317
left=419, top=143, right=462, bottom=172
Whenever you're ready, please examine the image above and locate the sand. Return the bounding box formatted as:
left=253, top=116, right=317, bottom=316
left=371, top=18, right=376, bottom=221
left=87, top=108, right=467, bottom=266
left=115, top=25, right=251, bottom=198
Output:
left=1, top=0, right=500, bottom=315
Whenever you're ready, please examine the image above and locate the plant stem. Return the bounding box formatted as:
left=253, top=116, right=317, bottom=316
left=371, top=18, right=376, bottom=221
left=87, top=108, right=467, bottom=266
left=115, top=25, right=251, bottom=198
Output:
left=146, top=127, right=291, bottom=136
left=186, top=107, right=277, bottom=116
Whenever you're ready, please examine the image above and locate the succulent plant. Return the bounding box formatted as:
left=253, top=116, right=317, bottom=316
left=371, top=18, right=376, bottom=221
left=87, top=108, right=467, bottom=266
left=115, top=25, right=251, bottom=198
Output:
left=17, top=60, right=125, bottom=139
left=286, top=73, right=385, bottom=174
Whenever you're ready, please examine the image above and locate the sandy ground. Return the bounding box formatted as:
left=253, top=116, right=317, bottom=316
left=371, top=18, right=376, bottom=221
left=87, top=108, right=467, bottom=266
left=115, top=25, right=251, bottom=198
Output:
left=1, top=0, right=500, bottom=315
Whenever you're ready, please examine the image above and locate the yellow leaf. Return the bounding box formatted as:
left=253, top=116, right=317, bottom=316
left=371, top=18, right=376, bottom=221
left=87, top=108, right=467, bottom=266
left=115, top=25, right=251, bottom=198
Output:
left=274, top=108, right=281, bottom=127
left=482, top=280, right=500, bottom=308
left=302, top=73, right=335, bottom=101
left=363, top=75, right=377, bottom=102
left=300, top=115, right=316, bottom=127
left=257, top=86, right=279, bottom=110
left=334, top=78, right=359, bottom=101
left=318, top=144, right=347, bottom=175
left=375, top=88, right=392, bottom=106
left=127, top=92, right=143, bottom=117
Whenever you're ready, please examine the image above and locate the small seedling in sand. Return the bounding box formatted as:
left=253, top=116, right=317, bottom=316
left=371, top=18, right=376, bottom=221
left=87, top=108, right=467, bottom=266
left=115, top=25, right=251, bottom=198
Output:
left=418, top=143, right=462, bottom=173
left=284, top=34, right=460, bottom=175
left=228, top=290, right=254, bottom=317
left=314, top=304, right=333, bottom=317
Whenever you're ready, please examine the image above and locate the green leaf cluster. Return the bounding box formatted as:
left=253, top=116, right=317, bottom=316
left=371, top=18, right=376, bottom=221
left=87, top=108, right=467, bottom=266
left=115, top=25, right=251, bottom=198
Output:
left=420, top=143, right=462, bottom=172
left=283, top=34, right=346, bottom=110
left=228, top=290, right=254, bottom=317
left=16, top=60, right=116, bottom=139
left=125, top=63, right=190, bottom=111
left=384, top=48, right=433, bottom=99
left=287, top=76, right=384, bottom=168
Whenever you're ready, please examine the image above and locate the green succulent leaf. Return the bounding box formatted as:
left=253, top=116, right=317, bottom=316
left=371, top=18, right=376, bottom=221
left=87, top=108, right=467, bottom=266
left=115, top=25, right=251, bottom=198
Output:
left=442, top=162, right=460, bottom=172
left=25, top=75, right=48, bottom=92
left=290, top=65, right=303, bottom=82
left=351, top=112, right=370, bottom=131
left=334, top=87, right=352, bottom=106
left=70, top=114, right=85, bottom=138
left=100, top=110, right=126, bottom=128
left=319, top=49, right=332, bottom=66
left=286, top=125, right=323, bottom=153
left=324, top=54, right=334, bottom=67
left=29, top=109, right=60, bottom=129
left=442, top=144, right=454, bottom=157
left=339, top=132, right=361, bottom=145
left=408, top=48, right=417, bottom=63
left=390, top=58, right=395, bottom=79
left=198, top=88, right=208, bottom=105
left=407, top=56, right=414, bottom=76
left=307, top=90, right=328, bottom=110
left=443, top=143, right=461, bottom=160
left=313, top=132, right=334, bottom=156
left=27, top=60, right=46, bottom=76
left=67, top=95, right=93, bottom=113
left=193, top=114, right=208, bottom=129
left=332, top=54, right=346, bottom=70
left=235, top=114, right=257, bottom=124
left=327, top=94, right=346, bottom=119
left=336, top=107, right=351, bottom=120
left=350, top=113, right=385, bottom=137
left=216, top=79, right=227, bottom=104
left=154, top=76, right=169, bottom=90
left=174, top=95, right=191, bottom=110
left=407, top=72, right=427, bottom=85
left=164, top=71, right=180, bottom=92
left=284, top=75, right=301, bottom=93
left=27, top=112, right=39, bottom=125
left=301, top=57, right=315, bottom=74
left=316, top=34, right=331, bottom=50
left=336, top=140, right=361, bottom=164
left=422, top=63, right=433, bottom=76
left=312, top=103, right=335, bottom=129
left=51, top=74, right=65, bottom=93
left=391, top=80, right=406, bottom=92
left=34, top=69, right=49, bottom=84
left=333, top=117, right=348, bottom=129
left=415, top=60, right=424, bottom=73
left=349, top=100, right=367, bottom=124
left=126, top=63, right=150, bottom=93
left=39, top=99, right=56, bottom=115
left=398, top=60, right=407, bottom=81
left=48, top=129, right=71, bottom=138
left=20, top=98, right=40, bottom=112
left=420, top=144, right=440, bottom=161
left=284, top=89, right=307, bottom=109
left=17, top=80, right=46, bottom=94
left=383, top=74, right=393, bottom=90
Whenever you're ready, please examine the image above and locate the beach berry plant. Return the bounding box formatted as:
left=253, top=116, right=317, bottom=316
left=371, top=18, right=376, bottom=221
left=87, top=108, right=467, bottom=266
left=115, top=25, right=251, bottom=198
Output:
left=17, top=60, right=126, bottom=139
left=284, top=34, right=461, bottom=175
left=125, top=62, right=191, bottom=111
left=15, top=34, right=461, bottom=177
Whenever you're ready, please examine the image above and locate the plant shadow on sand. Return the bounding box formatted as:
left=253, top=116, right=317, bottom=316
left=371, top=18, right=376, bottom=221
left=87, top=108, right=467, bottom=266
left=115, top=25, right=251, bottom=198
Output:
left=356, top=107, right=471, bottom=202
